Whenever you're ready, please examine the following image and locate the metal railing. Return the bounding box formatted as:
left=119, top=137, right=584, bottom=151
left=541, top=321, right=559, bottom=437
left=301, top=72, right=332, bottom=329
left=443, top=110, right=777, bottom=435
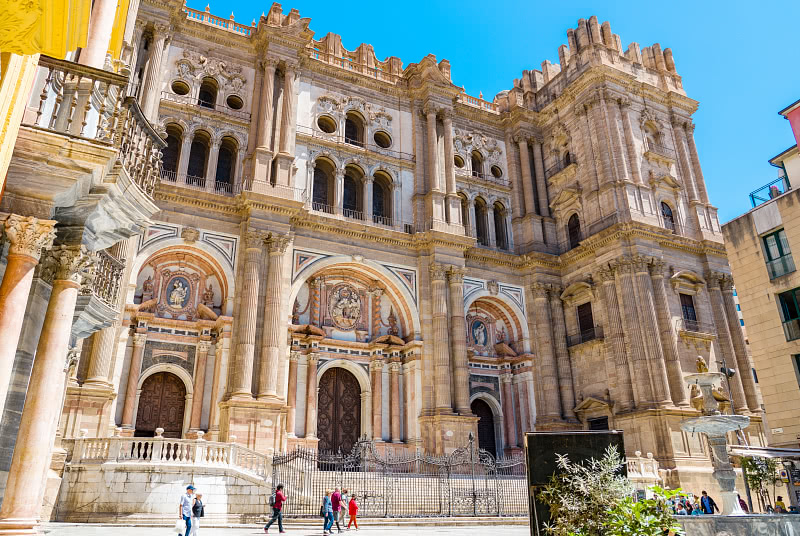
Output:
left=30, top=56, right=166, bottom=197
left=644, top=140, right=676, bottom=160
left=545, top=158, right=576, bottom=179
left=311, top=202, right=335, bottom=214
left=372, top=214, right=393, bottom=227
left=459, top=169, right=510, bottom=188
left=566, top=326, right=604, bottom=347
left=159, top=169, right=242, bottom=196
left=272, top=438, right=527, bottom=518
left=342, top=207, right=364, bottom=220
left=766, top=254, right=796, bottom=279
left=160, top=91, right=251, bottom=120
left=676, top=318, right=716, bottom=334
left=749, top=176, right=792, bottom=208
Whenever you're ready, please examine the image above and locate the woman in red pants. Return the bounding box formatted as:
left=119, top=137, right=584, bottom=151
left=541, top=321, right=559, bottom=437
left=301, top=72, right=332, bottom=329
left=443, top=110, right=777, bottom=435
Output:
left=347, top=495, right=358, bottom=530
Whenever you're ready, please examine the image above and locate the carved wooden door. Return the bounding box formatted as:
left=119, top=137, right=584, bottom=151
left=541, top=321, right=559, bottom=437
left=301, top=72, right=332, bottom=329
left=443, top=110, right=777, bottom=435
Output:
left=135, top=372, right=186, bottom=438
left=317, top=368, right=361, bottom=454
left=471, top=399, right=497, bottom=456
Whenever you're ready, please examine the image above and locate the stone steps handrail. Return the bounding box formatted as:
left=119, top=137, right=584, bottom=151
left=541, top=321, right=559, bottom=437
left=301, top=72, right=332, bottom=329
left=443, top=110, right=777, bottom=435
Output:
left=64, top=436, right=272, bottom=480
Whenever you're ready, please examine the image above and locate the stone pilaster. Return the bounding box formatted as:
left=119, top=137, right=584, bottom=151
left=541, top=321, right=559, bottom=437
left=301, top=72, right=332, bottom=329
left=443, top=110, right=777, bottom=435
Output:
left=501, top=373, right=516, bottom=451
left=189, top=339, right=212, bottom=433
left=618, top=98, right=642, bottom=185
left=516, top=135, right=536, bottom=216
left=258, top=233, right=292, bottom=399
left=672, top=119, right=700, bottom=203
left=531, top=139, right=549, bottom=218
left=442, top=111, right=461, bottom=225
left=286, top=352, right=299, bottom=437
left=389, top=361, right=401, bottom=443
left=425, top=105, right=440, bottom=192
left=530, top=283, right=562, bottom=424
left=649, top=260, right=689, bottom=407
left=706, top=273, right=748, bottom=413
left=549, top=287, right=576, bottom=420
left=0, top=245, right=93, bottom=535
left=430, top=263, right=452, bottom=413
left=597, top=265, right=634, bottom=411
left=447, top=266, right=470, bottom=414
left=229, top=231, right=263, bottom=399
left=304, top=353, right=319, bottom=438
left=251, top=58, right=278, bottom=186
left=684, top=123, right=710, bottom=204
left=719, top=274, right=760, bottom=412
left=273, top=61, right=298, bottom=187
left=370, top=358, right=384, bottom=441
left=120, top=332, right=147, bottom=429
left=140, top=24, right=169, bottom=121
left=615, top=258, right=654, bottom=406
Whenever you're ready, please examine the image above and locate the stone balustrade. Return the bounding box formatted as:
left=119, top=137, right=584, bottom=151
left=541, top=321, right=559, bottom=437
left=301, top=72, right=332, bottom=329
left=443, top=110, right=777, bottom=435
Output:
left=81, top=249, right=125, bottom=309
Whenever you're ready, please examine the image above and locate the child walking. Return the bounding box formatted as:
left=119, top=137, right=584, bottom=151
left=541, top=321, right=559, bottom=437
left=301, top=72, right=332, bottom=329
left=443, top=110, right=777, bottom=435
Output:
left=347, top=495, right=358, bottom=530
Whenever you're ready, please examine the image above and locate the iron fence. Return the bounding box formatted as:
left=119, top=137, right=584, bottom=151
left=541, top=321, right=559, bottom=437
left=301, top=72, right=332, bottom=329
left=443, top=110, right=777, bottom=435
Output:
left=272, top=438, right=527, bottom=518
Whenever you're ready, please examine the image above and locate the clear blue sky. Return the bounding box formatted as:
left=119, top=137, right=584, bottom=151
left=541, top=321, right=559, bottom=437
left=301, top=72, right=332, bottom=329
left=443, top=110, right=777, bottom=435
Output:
left=191, top=0, right=800, bottom=222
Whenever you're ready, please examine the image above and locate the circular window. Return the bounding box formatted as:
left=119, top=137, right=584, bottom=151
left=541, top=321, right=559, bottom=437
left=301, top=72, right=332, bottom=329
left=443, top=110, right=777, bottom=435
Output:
left=171, top=80, right=190, bottom=96
left=490, top=165, right=503, bottom=178
left=317, top=115, right=337, bottom=134
left=454, top=155, right=465, bottom=168
left=226, top=95, right=243, bottom=110
left=373, top=131, right=392, bottom=149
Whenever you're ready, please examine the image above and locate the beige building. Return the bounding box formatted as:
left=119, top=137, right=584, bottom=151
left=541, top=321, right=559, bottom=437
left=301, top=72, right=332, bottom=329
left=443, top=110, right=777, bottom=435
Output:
left=0, top=0, right=766, bottom=528
left=723, top=97, right=800, bottom=450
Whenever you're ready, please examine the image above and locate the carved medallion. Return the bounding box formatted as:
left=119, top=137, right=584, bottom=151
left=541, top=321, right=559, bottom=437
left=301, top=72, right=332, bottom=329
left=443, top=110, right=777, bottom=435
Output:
left=328, top=284, right=362, bottom=331
left=166, top=275, right=191, bottom=309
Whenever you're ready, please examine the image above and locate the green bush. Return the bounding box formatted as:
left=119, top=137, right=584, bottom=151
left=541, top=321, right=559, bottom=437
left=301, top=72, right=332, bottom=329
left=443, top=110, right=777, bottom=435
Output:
left=604, top=486, right=685, bottom=536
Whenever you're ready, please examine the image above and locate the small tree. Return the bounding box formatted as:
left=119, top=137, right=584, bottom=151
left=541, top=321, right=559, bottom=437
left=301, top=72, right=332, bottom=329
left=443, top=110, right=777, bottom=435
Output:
left=604, top=486, right=686, bottom=536
left=741, top=456, right=781, bottom=511
left=539, top=446, right=633, bottom=536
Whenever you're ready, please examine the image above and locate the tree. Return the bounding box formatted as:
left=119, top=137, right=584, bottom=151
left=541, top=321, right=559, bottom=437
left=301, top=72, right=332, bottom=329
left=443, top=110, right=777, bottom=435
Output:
left=604, top=486, right=685, bottom=536
left=741, top=456, right=781, bottom=511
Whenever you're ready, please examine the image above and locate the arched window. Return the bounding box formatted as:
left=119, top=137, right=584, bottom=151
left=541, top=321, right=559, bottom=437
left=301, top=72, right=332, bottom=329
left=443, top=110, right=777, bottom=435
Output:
left=459, top=194, right=470, bottom=236
left=343, top=164, right=364, bottom=219
left=661, top=201, right=676, bottom=232
left=198, top=78, right=218, bottom=108
left=312, top=159, right=335, bottom=213
left=187, top=130, right=210, bottom=186
left=161, top=124, right=183, bottom=177
left=567, top=213, right=581, bottom=250
left=372, top=171, right=392, bottom=225
left=344, top=112, right=365, bottom=147
left=215, top=136, right=238, bottom=188
left=475, top=198, right=489, bottom=246
left=471, top=151, right=484, bottom=178
left=493, top=202, right=508, bottom=250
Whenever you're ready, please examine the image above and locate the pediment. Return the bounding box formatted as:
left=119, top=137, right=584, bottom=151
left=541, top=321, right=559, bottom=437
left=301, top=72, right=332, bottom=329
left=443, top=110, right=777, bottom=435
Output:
left=574, top=396, right=612, bottom=413
left=670, top=270, right=705, bottom=294
left=649, top=173, right=681, bottom=191
left=549, top=185, right=582, bottom=211
left=403, top=54, right=459, bottom=93
left=560, top=281, right=594, bottom=304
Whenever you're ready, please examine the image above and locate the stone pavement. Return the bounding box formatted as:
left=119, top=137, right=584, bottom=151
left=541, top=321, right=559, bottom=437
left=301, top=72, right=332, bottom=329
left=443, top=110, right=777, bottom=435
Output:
left=43, top=523, right=530, bottom=536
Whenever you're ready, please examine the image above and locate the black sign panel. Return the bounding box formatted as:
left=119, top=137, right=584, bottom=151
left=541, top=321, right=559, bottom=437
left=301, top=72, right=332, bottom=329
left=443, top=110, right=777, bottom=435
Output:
left=524, top=430, right=625, bottom=536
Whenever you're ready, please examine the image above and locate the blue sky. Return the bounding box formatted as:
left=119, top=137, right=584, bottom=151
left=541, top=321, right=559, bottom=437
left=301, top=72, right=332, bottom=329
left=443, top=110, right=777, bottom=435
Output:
left=191, top=0, right=800, bottom=222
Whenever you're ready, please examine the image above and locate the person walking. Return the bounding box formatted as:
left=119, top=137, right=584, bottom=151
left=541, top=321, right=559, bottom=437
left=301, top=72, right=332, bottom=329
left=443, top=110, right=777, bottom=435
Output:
left=776, top=496, right=787, bottom=513
left=190, top=492, right=205, bottom=535
left=265, top=484, right=287, bottom=534
left=347, top=495, right=359, bottom=530
left=340, top=489, right=349, bottom=527
left=179, top=485, right=196, bottom=536
left=331, top=487, right=342, bottom=533
left=700, top=490, right=719, bottom=514
left=738, top=494, right=749, bottom=513
left=322, top=490, right=334, bottom=535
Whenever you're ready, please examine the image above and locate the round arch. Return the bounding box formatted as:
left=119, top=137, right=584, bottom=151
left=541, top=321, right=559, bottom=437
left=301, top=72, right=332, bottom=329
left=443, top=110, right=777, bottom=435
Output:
left=316, top=358, right=372, bottom=441
left=463, top=291, right=531, bottom=353
left=470, top=392, right=503, bottom=455
left=134, top=363, right=194, bottom=438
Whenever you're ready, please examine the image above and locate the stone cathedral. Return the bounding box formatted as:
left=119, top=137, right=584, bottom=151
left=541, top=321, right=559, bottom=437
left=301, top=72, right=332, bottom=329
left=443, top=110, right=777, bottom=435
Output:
left=0, top=0, right=766, bottom=525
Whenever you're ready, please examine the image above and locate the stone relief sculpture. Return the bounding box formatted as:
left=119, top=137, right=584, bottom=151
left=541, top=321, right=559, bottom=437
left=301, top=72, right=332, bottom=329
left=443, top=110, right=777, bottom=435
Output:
left=169, top=280, right=188, bottom=308
left=329, top=284, right=361, bottom=330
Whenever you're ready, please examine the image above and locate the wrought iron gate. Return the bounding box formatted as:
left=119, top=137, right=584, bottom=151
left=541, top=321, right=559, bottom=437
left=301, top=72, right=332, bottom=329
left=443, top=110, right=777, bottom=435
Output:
left=271, top=437, right=528, bottom=518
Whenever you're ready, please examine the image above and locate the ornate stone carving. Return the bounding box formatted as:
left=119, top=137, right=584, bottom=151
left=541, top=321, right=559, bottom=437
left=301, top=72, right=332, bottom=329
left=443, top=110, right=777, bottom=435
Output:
left=42, top=245, right=95, bottom=284
left=178, top=49, right=246, bottom=92
left=244, top=231, right=265, bottom=250
left=328, top=283, right=362, bottom=330
left=266, top=233, right=292, bottom=255
left=596, top=265, right=616, bottom=283
left=196, top=340, right=212, bottom=353
left=453, top=128, right=504, bottom=165
left=531, top=282, right=551, bottom=299
left=446, top=266, right=465, bottom=284
left=181, top=227, right=199, bottom=243
left=429, top=263, right=447, bottom=281
left=4, top=215, right=57, bottom=260
left=487, top=280, right=499, bottom=295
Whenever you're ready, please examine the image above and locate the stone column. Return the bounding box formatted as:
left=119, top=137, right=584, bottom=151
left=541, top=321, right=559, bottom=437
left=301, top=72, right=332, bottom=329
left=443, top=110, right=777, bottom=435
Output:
left=206, top=139, right=221, bottom=189
left=720, top=276, right=760, bottom=412
left=504, top=133, right=523, bottom=219
left=530, top=283, right=562, bottom=422
left=370, top=358, right=383, bottom=441
left=684, top=123, right=709, bottom=204
left=188, top=340, right=211, bottom=432
left=286, top=352, right=299, bottom=437
left=672, top=120, right=699, bottom=203
left=467, top=200, right=477, bottom=238
left=0, top=215, right=56, bottom=418
left=501, top=373, right=516, bottom=449
left=425, top=105, right=440, bottom=192
left=516, top=136, right=536, bottom=216
left=649, top=260, right=688, bottom=407
left=487, top=205, right=497, bottom=248
left=256, top=59, right=278, bottom=149
left=364, top=176, right=374, bottom=222
left=80, top=0, right=118, bottom=68
left=0, top=246, right=93, bottom=535
left=120, top=332, right=147, bottom=428
left=615, top=259, right=654, bottom=406
left=632, top=257, right=672, bottom=406
left=245, top=59, right=263, bottom=155
left=430, top=263, right=452, bottom=413
left=83, top=326, right=117, bottom=388
left=597, top=266, right=634, bottom=410
left=140, top=24, right=168, bottom=121
left=390, top=361, right=401, bottom=442
left=618, top=99, right=642, bottom=184
left=706, top=274, right=748, bottom=412
left=531, top=139, right=549, bottom=217
left=176, top=136, right=192, bottom=182
left=442, top=111, right=461, bottom=225
left=334, top=169, right=345, bottom=215
left=304, top=353, right=318, bottom=438
left=229, top=232, right=263, bottom=399
left=278, top=62, right=298, bottom=155
left=258, top=233, right=291, bottom=399
left=549, top=288, right=576, bottom=419
left=447, top=266, right=470, bottom=414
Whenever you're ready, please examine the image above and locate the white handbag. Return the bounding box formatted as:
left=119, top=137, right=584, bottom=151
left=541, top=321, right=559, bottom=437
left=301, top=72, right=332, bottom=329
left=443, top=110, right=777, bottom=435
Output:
left=174, top=518, right=186, bottom=534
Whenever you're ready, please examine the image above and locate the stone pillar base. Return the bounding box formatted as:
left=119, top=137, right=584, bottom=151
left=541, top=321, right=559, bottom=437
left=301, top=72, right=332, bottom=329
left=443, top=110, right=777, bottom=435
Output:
left=419, top=414, right=479, bottom=455
left=0, top=518, right=38, bottom=535
left=287, top=435, right=319, bottom=451
left=504, top=446, right=523, bottom=456
left=534, top=417, right=580, bottom=432
left=60, top=385, right=116, bottom=439
left=218, top=398, right=287, bottom=454
left=249, top=147, right=274, bottom=188
left=272, top=152, right=294, bottom=187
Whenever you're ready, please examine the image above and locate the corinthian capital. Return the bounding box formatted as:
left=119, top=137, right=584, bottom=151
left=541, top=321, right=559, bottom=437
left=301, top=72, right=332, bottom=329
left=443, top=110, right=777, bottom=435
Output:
left=423, top=103, right=439, bottom=117
left=266, top=232, right=293, bottom=255
left=244, top=230, right=266, bottom=251
left=648, top=258, right=666, bottom=277
left=596, top=265, right=616, bottom=283
left=4, top=215, right=57, bottom=260
left=429, top=262, right=447, bottom=281
left=197, top=340, right=213, bottom=353
left=446, top=266, right=465, bottom=284
left=530, top=282, right=550, bottom=299
left=42, top=245, right=96, bottom=284
left=132, top=332, right=148, bottom=347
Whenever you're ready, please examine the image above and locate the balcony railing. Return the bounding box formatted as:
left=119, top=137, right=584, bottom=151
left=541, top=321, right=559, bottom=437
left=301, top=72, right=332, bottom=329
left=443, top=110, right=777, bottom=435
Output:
left=545, top=158, right=576, bottom=179
left=342, top=208, right=364, bottom=220
left=643, top=140, right=676, bottom=160
left=567, top=326, right=604, bottom=347
left=766, top=254, right=796, bottom=279
left=159, top=169, right=241, bottom=196
left=311, top=202, right=335, bottom=214
left=749, top=176, right=792, bottom=208
left=676, top=318, right=715, bottom=334
left=30, top=56, right=166, bottom=197
left=160, top=91, right=251, bottom=121
left=460, top=169, right=510, bottom=188
left=295, top=125, right=415, bottom=162
left=82, top=249, right=125, bottom=308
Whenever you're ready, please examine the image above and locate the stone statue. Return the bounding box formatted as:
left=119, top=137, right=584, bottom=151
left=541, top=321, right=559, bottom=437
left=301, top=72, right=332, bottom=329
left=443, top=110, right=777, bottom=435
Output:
left=292, top=297, right=300, bottom=324
left=689, top=384, right=705, bottom=412
left=202, top=283, right=214, bottom=307
left=142, top=275, right=154, bottom=300
left=387, top=307, right=399, bottom=336
left=496, top=325, right=506, bottom=343
left=696, top=356, right=709, bottom=373
left=169, top=280, right=188, bottom=308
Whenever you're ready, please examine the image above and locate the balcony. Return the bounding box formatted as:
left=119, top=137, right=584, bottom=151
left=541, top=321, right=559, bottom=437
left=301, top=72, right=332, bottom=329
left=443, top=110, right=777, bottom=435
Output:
left=643, top=140, right=676, bottom=163
left=677, top=318, right=715, bottom=334
left=783, top=319, right=800, bottom=342
left=457, top=168, right=510, bottom=188
left=295, top=124, right=415, bottom=162
left=766, top=254, right=796, bottom=279
left=160, top=91, right=251, bottom=121
left=545, top=158, right=578, bottom=181
left=159, top=169, right=241, bottom=196
left=566, top=326, right=604, bottom=347
left=9, top=55, right=164, bottom=250
left=749, top=176, right=792, bottom=208
left=72, top=249, right=126, bottom=341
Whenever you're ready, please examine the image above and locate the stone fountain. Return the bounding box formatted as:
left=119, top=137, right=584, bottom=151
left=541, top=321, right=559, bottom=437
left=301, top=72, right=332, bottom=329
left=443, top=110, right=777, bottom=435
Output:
left=680, top=356, right=750, bottom=516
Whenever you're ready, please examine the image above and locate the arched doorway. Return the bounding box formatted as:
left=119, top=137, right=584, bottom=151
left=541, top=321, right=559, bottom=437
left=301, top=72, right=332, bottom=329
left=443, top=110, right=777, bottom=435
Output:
left=318, top=367, right=361, bottom=453
left=471, top=398, right=497, bottom=456
left=135, top=372, right=186, bottom=438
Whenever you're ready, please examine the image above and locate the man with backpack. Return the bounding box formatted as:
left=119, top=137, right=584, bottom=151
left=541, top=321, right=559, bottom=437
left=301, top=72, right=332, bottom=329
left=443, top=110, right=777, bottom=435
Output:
left=264, top=484, right=287, bottom=534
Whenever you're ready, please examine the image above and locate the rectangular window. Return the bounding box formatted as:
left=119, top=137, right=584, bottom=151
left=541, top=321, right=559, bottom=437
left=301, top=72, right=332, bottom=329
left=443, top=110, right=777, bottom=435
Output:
left=577, top=302, right=594, bottom=334
left=680, top=293, right=698, bottom=331
left=793, top=356, right=800, bottom=389
left=588, top=417, right=609, bottom=431
left=763, top=229, right=796, bottom=279
left=778, top=288, right=800, bottom=341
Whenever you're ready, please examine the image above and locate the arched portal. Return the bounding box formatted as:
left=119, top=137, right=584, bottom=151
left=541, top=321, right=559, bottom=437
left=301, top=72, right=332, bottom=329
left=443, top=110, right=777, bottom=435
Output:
left=471, top=398, right=497, bottom=456
left=317, top=367, right=362, bottom=453
left=135, top=371, right=186, bottom=438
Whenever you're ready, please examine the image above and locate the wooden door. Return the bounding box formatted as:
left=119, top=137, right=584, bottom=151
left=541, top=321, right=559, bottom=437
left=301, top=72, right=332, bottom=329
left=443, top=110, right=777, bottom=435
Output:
left=317, top=367, right=361, bottom=454
left=471, top=399, right=497, bottom=456
left=135, top=372, right=186, bottom=438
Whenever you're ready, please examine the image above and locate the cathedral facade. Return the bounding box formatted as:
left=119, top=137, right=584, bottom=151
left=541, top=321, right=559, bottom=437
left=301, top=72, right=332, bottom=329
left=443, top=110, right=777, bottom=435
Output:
left=0, top=1, right=766, bottom=518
